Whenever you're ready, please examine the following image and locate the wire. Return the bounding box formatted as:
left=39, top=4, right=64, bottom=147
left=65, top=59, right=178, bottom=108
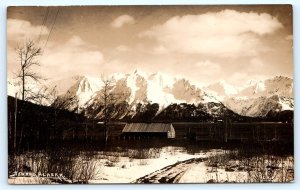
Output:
left=43, top=7, right=60, bottom=50
left=37, top=7, right=50, bottom=43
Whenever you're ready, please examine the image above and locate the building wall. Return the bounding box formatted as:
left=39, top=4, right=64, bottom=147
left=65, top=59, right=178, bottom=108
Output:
left=121, top=132, right=169, bottom=139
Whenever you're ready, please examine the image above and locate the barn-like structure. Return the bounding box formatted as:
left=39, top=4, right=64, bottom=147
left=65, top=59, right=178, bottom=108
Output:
left=122, top=123, right=175, bottom=139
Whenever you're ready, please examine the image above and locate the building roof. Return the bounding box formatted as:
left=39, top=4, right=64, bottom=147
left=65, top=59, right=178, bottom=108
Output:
left=122, top=123, right=174, bottom=133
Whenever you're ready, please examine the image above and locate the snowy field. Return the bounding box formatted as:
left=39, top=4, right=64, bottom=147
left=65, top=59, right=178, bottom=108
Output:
left=90, top=146, right=207, bottom=183
left=8, top=146, right=294, bottom=184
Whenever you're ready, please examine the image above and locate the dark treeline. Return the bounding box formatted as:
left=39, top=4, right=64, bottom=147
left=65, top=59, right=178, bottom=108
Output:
left=8, top=96, right=294, bottom=155
left=8, top=96, right=86, bottom=154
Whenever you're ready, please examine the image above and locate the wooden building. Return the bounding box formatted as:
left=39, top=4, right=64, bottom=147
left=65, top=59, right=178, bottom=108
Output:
left=122, top=123, right=175, bottom=139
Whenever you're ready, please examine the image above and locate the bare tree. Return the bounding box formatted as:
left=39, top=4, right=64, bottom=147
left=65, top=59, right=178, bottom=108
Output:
left=15, top=40, right=42, bottom=101
left=101, top=78, right=116, bottom=145
left=14, top=40, right=42, bottom=152
left=87, top=77, right=127, bottom=145
left=26, top=86, right=50, bottom=105
left=99, top=77, right=132, bottom=145
left=80, top=76, right=130, bottom=144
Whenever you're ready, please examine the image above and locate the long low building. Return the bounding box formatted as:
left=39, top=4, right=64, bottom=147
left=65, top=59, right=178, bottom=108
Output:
left=122, top=123, right=175, bottom=139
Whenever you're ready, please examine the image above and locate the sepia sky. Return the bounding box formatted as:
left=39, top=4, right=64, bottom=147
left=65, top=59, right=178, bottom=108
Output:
left=7, top=5, right=293, bottom=86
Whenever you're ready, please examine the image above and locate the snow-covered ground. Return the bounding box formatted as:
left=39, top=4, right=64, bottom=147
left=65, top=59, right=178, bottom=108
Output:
left=92, top=148, right=294, bottom=184
left=179, top=162, right=249, bottom=183
left=90, top=146, right=207, bottom=183
left=8, top=147, right=294, bottom=184
left=179, top=155, right=294, bottom=183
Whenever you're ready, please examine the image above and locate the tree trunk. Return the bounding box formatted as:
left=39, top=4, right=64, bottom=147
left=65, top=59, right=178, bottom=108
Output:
left=105, top=124, right=109, bottom=145
left=22, top=69, right=25, bottom=101
left=14, top=93, right=17, bottom=152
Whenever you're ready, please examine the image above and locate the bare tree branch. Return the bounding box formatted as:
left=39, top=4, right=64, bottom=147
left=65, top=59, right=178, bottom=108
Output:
left=15, top=40, right=43, bottom=101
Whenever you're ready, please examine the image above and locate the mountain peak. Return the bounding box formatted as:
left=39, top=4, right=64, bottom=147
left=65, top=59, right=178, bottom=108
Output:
left=271, top=75, right=292, bottom=82
left=132, top=69, right=147, bottom=77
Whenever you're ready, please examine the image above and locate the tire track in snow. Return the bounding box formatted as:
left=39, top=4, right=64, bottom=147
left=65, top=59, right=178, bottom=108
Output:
left=132, top=157, right=207, bottom=183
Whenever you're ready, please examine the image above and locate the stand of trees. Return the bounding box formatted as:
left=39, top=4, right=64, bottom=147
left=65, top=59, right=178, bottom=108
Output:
left=7, top=96, right=85, bottom=154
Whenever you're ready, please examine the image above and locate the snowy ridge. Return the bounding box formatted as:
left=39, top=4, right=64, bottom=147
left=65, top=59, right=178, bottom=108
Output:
left=237, top=76, right=293, bottom=98
left=224, top=76, right=293, bottom=117
left=47, top=71, right=225, bottom=118
left=7, top=72, right=293, bottom=118
left=204, top=80, right=238, bottom=101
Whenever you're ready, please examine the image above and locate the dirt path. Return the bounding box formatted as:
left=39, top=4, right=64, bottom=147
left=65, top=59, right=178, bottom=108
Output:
left=132, top=157, right=207, bottom=183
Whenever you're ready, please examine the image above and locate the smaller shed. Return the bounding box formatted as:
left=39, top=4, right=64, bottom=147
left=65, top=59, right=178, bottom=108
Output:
left=122, top=123, right=175, bottom=139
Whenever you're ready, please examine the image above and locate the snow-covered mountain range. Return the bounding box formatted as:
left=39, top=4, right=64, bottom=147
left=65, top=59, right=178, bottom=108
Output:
left=224, top=76, right=293, bottom=117
left=7, top=71, right=293, bottom=119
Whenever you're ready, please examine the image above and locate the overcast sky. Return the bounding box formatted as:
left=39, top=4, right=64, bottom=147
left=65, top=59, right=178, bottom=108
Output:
left=7, top=5, right=293, bottom=86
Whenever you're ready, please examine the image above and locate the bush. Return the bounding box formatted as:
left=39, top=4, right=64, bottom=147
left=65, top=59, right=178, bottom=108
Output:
left=8, top=151, right=102, bottom=184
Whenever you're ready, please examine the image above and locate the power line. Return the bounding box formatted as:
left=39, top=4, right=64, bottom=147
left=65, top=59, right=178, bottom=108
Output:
left=37, top=7, right=50, bottom=43
left=43, top=7, right=60, bottom=50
